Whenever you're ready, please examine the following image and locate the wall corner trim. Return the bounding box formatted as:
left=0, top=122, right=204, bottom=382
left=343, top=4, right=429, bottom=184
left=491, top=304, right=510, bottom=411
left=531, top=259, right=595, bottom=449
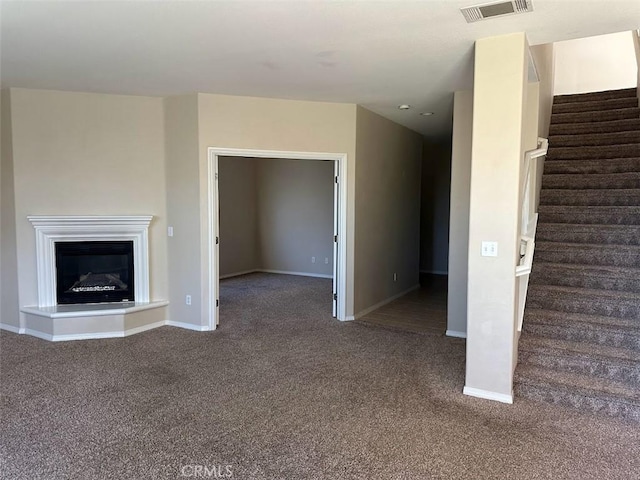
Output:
left=446, top=330, right=467, bottom=339
left=463, top=386, right=514, bottom=404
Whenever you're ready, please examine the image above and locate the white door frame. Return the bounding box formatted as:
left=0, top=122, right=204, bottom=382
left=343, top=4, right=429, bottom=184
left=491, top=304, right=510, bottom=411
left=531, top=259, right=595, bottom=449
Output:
left=207, top=147, right=349, bottom=330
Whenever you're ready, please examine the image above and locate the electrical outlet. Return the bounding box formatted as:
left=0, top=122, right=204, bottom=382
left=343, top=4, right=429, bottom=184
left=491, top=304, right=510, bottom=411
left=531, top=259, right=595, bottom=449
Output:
left=167, top=226, right=174, bottom=237
left=311, top=256, right=316, bottom=264
left=185, top=295, right=191, bottom=305
left=393, top=273, right=397, bottom=282
left=324, top=257, right=329, bottom=264
left=481, top=241, right=498, bottom=257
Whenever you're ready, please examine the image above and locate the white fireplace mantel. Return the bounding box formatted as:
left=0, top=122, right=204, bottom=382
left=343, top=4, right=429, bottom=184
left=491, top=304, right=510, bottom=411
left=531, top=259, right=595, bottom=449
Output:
left=27, top=215, right=153, bottom=308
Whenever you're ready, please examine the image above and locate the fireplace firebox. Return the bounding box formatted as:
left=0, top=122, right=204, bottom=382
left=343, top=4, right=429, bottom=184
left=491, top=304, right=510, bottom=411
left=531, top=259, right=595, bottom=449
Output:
left=55, top=241, right=135, bottom=304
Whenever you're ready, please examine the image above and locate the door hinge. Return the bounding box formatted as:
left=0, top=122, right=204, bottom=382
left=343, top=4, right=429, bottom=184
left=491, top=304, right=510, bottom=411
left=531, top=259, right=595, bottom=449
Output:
left=335, top=175, right=339, bottom=184
left=333, top=293, right=337, bottom=301
left=216, top=236, right=219, bottom=245
left=334, top=235, right=337, bottom=243
left=215, top=172, right=219, bottom=180
left=216, top=299, right=219, bottom=307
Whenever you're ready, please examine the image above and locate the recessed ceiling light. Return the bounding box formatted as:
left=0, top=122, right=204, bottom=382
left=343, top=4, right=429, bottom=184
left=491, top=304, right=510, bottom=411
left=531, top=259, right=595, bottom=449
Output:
left=398, top=104, right=411, bottom=110
left=420, top=112, right=435, bottom=116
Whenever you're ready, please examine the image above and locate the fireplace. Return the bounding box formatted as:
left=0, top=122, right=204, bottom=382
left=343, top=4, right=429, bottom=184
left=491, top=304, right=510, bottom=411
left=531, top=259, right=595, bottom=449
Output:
left=27, top=215, right=152, bottom=308
left=56, top=241, right=134, bottom=304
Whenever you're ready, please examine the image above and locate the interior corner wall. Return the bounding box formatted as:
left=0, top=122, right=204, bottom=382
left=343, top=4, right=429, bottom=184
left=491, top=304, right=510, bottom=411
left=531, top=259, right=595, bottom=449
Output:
left=164, top=94, right=201, bottom=325
left=553, top=31, right=637, bottom=95
left=420, top=141, right=452, bottom=275
left=197, top=94, right=357, bottom=321
left=354, top=106, right=422, bottom=316
left=218, top=156, right=259, bottom=277
left=465, top=32, right=528, bottom=401
left=530, top=43, right=555, bottom=139
left=9, top=88, right=168, bottom=324
left=257, top=158, right=334, bottom=276
left=447, top=90, right=473, bottom=338
left=1, top=89, right=20, bottom=329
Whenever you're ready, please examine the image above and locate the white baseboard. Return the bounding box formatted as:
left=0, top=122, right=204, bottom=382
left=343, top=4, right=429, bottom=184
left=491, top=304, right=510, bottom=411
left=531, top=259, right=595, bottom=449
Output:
left=463, top=386, right=513, bottom=404
left=0, top=323, right=25, bottom=334
left=220, top=269, right=332, bottom=280
left=258, top=269, right=333, bottom=279
left=165, top=320, right=212, bottom=332
left=446, top=329, right=467, bottom=339
left=420, top=270, right=448, bottom=275
left=25, top=320, right=169, bottom=342
left=354, top=284, right=421, bottom=320
left=220, top=269, right=259, bottom=280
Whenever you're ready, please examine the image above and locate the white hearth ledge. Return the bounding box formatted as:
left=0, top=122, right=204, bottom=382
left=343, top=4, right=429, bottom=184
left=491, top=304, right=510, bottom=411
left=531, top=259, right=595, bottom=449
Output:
left=21, top=301, right=169, bottom=319
left=19, top=301, right=172, bottom=341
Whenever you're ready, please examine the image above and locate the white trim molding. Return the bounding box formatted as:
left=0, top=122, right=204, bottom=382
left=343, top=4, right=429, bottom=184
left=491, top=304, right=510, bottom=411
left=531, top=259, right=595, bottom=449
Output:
left=463, top=386, right=514, bottom=404
left=446, top=330, right=467, bottom=339
left=0, top=323, right=25, bottom=334
left=208, top=147, right=351, bottom=329
left=27, top=215, right=153, bottom=307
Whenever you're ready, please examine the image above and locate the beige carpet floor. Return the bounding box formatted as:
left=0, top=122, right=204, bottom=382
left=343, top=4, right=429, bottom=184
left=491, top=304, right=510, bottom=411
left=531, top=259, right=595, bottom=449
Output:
left=1, top=273, right=639, bottom=479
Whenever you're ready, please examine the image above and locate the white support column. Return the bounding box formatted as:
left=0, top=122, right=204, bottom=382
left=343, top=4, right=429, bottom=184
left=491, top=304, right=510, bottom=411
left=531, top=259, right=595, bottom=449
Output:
left=464, top=32, right=528, bottom=403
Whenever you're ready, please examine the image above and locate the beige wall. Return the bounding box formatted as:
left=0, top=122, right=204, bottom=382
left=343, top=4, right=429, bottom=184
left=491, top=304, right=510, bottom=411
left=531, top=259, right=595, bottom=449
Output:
left=192, top=94, right=357, bottom=325
left=164, top=94, right=201, bottom=324
left=554, top=31, right=637, bottom=95
left=218, top=156, right=259, bottom=276
left=1, top=89, right=20, bottom=329
left=354, top=106, right=422, bottom=314
left=530, top=43, right=555, bottom=139
left=420, top=141, right=451, bottom=275
left=257, top=158, right=334, bottom=276
left=447, top=90, right=473, bottom=337
left=465, top=33, right=528, bottom=401
left=8, top=89, right=168, bottom=327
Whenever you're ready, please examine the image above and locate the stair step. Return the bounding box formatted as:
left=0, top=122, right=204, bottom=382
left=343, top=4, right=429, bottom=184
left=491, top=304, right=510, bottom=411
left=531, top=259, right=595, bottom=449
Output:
left=518, top=335, right=640, bottom=386
left=546, top=144, right=640, bottom=161
left=524, top=309, right=640, bottom=334
left=539, top=188, right=640, bottom=206
left=550, top=107, right=640, bottom=125
left=550, top=118, right=640, bottom=137
left=536, top=223, right=640, bottom=245
left=552, top=97, right=638, bottom=114
left=535, top=241, right=640, bottom=267
left=514, top=365, right=640, bottom=422
left=530, top=262, right=640, bottom=293
left=527, top=284, right=640, bottom=319
left=542, top=157, right=640, bottom=175
left=549, top=130, right=640, bottom=147
left=549, top=118, right=640, bottom=136
left=538, top=205, right=640, bottom=225
left=523, top=316, right=640, bottom=351
left=542, top=172, right=640, bottom=190
left=553, top=88, right=638, bottom=104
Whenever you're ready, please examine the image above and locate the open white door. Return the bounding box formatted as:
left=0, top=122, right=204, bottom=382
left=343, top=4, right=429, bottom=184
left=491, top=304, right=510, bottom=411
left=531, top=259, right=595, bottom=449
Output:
left=214, top=157, right=220, bottom=327
left=332, top=160, right=339, bottom=317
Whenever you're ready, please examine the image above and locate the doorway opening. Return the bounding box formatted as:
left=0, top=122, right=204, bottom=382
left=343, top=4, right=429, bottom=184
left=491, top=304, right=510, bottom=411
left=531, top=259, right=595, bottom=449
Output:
left=207, top=148, right=349, bottom=330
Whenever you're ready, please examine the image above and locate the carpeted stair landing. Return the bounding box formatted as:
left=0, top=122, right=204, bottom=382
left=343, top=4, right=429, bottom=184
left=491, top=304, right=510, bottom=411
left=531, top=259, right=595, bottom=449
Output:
left=515, top=87, right=640, bottom=421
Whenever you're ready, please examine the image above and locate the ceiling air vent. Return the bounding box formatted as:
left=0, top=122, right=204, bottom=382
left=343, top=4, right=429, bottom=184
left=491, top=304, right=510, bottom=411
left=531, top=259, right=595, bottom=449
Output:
left=461, top=0, right=533, bottom=23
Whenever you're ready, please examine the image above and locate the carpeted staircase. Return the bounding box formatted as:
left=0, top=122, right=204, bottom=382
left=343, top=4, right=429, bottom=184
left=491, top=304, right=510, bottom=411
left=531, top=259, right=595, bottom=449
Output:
left=514, top=87, right=640, bottom=421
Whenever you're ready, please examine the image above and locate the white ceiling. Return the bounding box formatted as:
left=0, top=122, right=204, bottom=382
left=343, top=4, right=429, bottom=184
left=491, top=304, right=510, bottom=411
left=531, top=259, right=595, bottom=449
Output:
left=1, top=1, right=638, bottom=140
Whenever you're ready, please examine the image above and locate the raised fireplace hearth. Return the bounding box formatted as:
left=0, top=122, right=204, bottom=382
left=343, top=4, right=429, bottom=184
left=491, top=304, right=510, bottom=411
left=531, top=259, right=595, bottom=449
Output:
left=18, top=215, right=168, bottom=341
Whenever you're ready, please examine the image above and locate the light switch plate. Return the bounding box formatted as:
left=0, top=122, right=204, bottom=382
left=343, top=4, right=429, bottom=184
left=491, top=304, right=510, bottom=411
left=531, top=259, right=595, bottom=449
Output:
left=481, top=241, right=498, bottom=257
